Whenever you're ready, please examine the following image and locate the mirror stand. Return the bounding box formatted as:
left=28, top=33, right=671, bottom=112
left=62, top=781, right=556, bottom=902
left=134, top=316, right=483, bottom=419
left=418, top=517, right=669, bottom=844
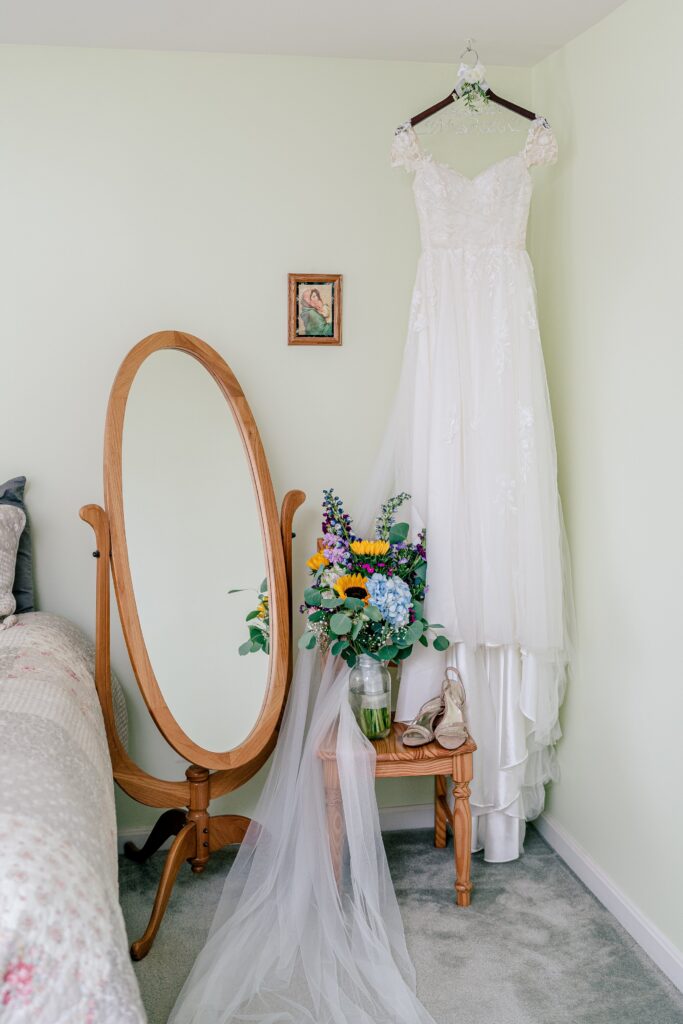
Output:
left=80, top=488, right=305, bottom=960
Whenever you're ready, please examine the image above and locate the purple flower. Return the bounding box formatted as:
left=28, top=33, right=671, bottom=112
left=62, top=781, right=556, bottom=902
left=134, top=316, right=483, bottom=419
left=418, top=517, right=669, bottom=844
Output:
left=322, top=532, right=350, bottom=565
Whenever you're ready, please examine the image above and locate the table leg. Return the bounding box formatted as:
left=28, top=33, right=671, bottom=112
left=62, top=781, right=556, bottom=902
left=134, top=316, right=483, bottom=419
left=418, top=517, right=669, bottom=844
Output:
left=453, top=753, right=473, bottom=907
left=434, top=775, right=448, bottom=848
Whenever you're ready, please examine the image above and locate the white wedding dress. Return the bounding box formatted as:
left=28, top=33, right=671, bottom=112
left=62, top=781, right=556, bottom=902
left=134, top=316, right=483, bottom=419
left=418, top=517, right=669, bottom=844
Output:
left=358, top=118, right=573, bottom=862
left=169, top=119, right=572, bottom=1024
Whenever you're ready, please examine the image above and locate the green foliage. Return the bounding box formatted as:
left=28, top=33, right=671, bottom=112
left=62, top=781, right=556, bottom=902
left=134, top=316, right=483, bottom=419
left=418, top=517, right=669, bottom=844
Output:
left=232, top=578, right=270, bottom=657
left=460, top=81, right=489, bottom=111
left=388, top=521, right=409, bottom=545
left=330, top=612, right=352, bottom=635
left=363, top=604, right=382, bottom=623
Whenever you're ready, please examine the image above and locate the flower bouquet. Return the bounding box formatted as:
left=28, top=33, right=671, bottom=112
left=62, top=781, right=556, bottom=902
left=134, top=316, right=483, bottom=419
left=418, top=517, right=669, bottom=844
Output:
left=299, top=490, right=449, bottom=739
left=231, top=578, right=270, bottom=656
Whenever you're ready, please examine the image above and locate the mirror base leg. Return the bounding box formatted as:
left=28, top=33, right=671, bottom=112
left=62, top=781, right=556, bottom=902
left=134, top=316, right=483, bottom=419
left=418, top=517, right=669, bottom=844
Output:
left=209, top=813, right=251, bottom=853
left=123, top=808, right=187, bottom=865
left=129, top=821, right=196, bottom=960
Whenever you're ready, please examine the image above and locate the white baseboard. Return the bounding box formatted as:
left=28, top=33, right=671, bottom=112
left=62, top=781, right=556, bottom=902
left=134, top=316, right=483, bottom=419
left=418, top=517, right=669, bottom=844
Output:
left=117, top=804, right=434, bottom=856
left=379, top=802, right=435, bottom=831
left=534, top=813, right=683, bottom=994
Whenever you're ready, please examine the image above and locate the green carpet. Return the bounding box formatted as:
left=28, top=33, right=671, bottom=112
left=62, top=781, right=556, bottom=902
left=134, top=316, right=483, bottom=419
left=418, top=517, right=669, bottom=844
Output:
left=119, top=827, right=683, bottom=1024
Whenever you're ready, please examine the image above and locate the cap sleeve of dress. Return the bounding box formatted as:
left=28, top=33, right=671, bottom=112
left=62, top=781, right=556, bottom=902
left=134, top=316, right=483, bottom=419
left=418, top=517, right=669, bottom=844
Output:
left=524, top=119, right=559, bottom=168
left=391, top=123, right=422, bottom=172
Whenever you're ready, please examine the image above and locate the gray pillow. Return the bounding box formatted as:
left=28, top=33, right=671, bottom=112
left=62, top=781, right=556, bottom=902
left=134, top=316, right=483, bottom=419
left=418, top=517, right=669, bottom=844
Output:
left=0, top=476, right=34, bottom=613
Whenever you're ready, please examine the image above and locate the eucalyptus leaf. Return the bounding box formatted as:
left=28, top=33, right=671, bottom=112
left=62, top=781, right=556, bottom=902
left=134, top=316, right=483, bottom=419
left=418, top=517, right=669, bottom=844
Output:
left=377, top=645, right=398, bottom=660
left=415, top=562, right=427, bottom=582
left=330, top=612, right=352, bottom=635
left=364, top=603, right=382, bottom=622
left=406, top=620, right=424, bottom=644
left=418, top=634, right=429, bottom=647
left=352, top=619, right=364, bottom=640
left=245, top=610, right=260, bottom=622
left=331, top=639, right=348, bottom=657
left=395, top=645, right=413, bottom=660
left=433, top=635, right=450, bottom=652
left=239, top=640, right=256, bottom=656
left=298, top=631, right=316, bottom=651
left=388, top=521, right=409, bottom=545
left=308, top=610, right=325, bottom=623
left=321, top=597, right=344, bottom=609
left=260, top=578, right=268, bottom=592
left=344, top=597, right=365, bottom=612
left=304, top=588, right=322, bottom=607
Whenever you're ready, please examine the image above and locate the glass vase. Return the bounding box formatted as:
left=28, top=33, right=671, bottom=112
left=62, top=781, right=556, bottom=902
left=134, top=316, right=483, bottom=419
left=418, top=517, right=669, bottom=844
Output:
left=349, top=655, right=392, bottom=740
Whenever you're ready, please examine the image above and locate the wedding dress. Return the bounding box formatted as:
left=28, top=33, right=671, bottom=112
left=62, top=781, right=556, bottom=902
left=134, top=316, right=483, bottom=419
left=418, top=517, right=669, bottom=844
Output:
left=357, top=118, right=573, bottom=862
left=170, top=120, right=571, bottom=1024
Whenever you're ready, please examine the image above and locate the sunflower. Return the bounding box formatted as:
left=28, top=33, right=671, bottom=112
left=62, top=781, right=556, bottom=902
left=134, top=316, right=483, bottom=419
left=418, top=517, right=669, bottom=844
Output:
left=350, top=539, right=391, bottom=557
left=307, top=551, right=329, bottom=572
left=334, top=573, right=370, bottom=603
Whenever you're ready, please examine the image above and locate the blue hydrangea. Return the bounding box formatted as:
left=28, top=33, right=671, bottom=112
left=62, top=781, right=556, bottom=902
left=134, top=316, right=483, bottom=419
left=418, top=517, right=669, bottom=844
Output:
left=366, top=574, right=412, bottom=629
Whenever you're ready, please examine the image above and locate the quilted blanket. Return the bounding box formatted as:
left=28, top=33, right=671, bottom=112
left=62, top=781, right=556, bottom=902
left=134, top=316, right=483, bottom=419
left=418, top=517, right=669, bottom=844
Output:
left=0, top=613, right=146, bottom=1022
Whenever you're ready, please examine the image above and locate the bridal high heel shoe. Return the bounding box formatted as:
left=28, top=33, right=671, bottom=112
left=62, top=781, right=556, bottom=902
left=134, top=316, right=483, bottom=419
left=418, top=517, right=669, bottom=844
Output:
left=434, top=667, right=468, bottom=750
left=401, top=694, right=444, bottom=747
left=401, top=668, right=469, bottom=748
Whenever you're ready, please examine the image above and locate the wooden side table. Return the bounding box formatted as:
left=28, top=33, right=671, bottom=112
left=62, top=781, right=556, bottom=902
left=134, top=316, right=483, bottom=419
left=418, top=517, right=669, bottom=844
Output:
left=319, top=723, right=476, bottom=906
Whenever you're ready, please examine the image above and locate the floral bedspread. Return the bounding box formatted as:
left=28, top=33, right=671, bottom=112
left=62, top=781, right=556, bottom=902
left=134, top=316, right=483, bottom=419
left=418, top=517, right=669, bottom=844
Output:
left=0, top=613, right=146, bottom=1022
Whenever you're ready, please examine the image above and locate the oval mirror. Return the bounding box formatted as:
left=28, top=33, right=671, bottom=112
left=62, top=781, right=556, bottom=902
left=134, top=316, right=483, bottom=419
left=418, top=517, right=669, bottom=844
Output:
left=105, top=332, right=288, bottom=770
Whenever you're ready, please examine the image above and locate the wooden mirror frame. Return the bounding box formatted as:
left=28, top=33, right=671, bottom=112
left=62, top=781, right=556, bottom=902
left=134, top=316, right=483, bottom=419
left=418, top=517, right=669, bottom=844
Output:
left=81, top=331, right=305, bottom=958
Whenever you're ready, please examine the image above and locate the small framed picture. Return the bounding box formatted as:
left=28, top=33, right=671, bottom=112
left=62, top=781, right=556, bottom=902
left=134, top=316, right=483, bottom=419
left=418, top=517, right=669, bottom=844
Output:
left=288, top=273, right=342, bottom=346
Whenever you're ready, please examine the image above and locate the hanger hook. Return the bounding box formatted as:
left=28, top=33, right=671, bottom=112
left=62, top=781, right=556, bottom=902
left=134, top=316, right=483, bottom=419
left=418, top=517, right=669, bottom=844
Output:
left=459, top=38, right=479, bottom=65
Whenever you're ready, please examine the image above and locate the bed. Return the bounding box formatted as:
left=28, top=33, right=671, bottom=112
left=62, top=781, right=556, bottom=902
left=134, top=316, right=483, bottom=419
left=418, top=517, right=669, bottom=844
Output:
left=0, top=612, right=146, bottom=1022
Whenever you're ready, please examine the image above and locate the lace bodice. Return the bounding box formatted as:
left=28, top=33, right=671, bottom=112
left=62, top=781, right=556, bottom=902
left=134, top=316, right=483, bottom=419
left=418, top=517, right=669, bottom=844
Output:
left=391, top=119, right=558, bottom=252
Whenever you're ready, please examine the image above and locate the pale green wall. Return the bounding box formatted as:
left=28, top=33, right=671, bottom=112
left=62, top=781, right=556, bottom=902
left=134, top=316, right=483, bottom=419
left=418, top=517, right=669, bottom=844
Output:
left=0, top=45, right=531, bottom=829
left=530, top=0, right=683, bottom=952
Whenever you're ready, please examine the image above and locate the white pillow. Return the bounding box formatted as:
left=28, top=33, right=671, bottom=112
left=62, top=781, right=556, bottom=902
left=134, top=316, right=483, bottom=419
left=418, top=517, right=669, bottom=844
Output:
left=0, top=505, right=26, bottom=628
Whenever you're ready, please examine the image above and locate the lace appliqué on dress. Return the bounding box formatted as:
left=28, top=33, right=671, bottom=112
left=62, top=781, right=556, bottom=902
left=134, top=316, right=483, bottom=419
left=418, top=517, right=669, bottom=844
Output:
left=524, top=119, right=559, bottom=168
left=391, top=123, right=423, bottom=172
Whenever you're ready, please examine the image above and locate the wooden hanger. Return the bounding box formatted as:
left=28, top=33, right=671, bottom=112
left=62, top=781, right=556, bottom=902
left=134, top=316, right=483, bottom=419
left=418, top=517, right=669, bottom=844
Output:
left=403, top=42, right=542, bottom=130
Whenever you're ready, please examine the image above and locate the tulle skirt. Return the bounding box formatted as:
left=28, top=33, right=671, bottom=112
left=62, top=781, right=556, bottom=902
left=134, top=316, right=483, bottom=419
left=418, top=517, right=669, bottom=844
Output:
left=357, top=246, right=574, bottom=861
left=169, top=651, right=437, bottom=1024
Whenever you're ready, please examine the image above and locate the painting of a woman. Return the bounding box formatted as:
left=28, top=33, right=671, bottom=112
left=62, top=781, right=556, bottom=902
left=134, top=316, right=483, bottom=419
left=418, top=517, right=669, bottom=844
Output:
left=299, top=287, right=333, bottom=337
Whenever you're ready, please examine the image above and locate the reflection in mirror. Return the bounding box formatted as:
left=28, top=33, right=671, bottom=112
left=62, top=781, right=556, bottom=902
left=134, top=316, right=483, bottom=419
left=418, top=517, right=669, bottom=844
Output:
left=122, top=349, right=268, bottom=753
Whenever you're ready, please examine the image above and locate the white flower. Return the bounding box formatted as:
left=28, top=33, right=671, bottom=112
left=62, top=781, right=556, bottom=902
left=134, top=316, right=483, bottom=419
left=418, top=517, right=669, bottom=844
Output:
left=321, top=565, right=345, bottom=588
left=458, top=61, right=486, bottom=85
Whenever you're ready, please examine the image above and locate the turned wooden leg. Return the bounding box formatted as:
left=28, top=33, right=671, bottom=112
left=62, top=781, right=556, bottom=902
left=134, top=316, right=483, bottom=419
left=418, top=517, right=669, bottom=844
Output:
left=123, top=809, right=187, bottom=864
left=323, top=759, right=344, bottom=885
left=130, top=822, right=196, bottom=960
left=185, top=764, right=211, bottom=874
left=434, top=776, right=448, bottom=848
left=452, top=752, right=473, bottom=907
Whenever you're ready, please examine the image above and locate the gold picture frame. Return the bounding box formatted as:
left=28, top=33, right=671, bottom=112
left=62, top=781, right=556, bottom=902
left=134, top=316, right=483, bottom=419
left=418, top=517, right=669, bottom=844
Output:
left=288, top=273, right=342, bottom=346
